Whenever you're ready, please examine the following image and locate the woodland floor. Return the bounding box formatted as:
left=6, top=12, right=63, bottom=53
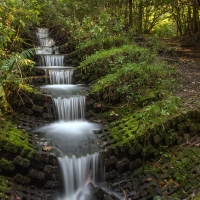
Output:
left=164, top=34, right=200, bottom=109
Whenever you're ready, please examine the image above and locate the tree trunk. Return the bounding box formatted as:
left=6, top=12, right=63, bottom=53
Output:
left=192, top=0, right=199, bottom=32
left=138, top=2, right=143, bottom=33
left=128, top=0, right=133, bottom=26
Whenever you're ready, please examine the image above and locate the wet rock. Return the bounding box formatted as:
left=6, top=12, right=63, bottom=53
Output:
left=0, top=159, right=15, bottom=172
left=14, top=174, right=31, bottom=185
left=33, top=152, right=47, bottom=162
left=129, top=158, right=142, bottom=170
left=13, top=156, right=30, bottom=168
left=43, top=165, right=58, bottom=173
left=116, top=158, right=130, bottom=173
left=45, top=155, right=58, bottom=165
left=131, top=176, right=140, bottom=187
left=28, top=169, right=45, bottom=179
left=20, top=107, right=33, bottom=116
left=110, top=156, right=118, bottom=165
left=79, top=182, right=120, bottom=200
left=32, top=105, right=44, bottom=113
left=129, top=144, right=143, bottom=155
left=105, top=170, right=118, bottom=180
left=44, top=181, right=61, bottom=189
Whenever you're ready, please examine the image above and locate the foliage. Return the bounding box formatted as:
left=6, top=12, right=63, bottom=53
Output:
left=109, top=96, right=183, bottom=146
left=0, top=48, right=37, bottom=112
left=0, top=176, right=12, bottom=198
left=78, top=45, right=152, bottom=74
left=0, top=115, right=35, bottom=158
left=74, top=35, right=130, bottom=59
left=91, top=62, right=177, bottom=103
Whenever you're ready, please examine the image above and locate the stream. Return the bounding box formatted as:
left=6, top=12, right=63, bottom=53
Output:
left=31, top=28, right=123, bottom=200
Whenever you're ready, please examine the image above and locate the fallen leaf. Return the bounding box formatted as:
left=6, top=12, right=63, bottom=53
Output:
left=147, top=177, right=153, bottom=181
left=158, top=181, right=165, bottom=187
left=43, top=146, right=52, bottom=151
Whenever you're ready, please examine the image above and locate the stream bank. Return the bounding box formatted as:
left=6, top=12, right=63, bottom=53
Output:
left=1, top=30, right=200, bottom=200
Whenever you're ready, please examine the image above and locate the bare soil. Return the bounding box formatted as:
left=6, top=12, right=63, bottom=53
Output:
left=166, top=34, right=200, bottom=109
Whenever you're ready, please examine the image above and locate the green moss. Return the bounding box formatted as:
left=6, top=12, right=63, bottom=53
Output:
left=0, top=176, right=12, bottom=197
left=108, top=96, right=183, bottom=147
left=0, top=115, right=35, bottom=158
left=13, top=156, right=30, bottom=168
left=13, top=174, right=31, bottom=185
left=194, top=193, right=200, bottom=200
left=0, top=158, right=15, bottom=172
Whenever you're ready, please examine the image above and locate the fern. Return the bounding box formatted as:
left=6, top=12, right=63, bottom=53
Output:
left=0, top=48, right=36, bottom=112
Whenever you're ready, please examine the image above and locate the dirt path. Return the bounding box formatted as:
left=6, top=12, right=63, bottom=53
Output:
left=170, top=39, right=200, bottom=109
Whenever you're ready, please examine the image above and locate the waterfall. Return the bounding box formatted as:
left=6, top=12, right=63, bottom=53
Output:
left=53, top=96, right=86, bottom=121
left=49, top=69, right=74, bottom=84
left=37, top=55, right=65, bottom=66
left=58, top=153, right=100, bottom=200
left=34, top=28, right=103, bottom=199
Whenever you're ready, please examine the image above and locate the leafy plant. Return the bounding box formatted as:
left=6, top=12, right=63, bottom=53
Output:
left=0, top=48, right=36, bottom=112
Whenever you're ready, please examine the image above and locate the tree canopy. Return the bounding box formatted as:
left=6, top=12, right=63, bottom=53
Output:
left=0, top=0, right=200, bottom=112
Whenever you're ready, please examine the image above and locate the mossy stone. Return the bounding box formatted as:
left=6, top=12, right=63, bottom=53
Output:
left=13, top=174, right=31, bottom=185
left=13, top=156, right=30, bottom=168
left=0, top=158, right=15, bottom=172
left=32, top=105, right=43, bottom=113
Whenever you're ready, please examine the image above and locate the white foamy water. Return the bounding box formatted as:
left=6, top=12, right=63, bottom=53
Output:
left=39, top=38, right=55, bottom=46
left=53, top=96, right=86, bottom=121
left=49, top=69, right=74, bottom=84
left=35, top=28, right=106, bottom=200
left=38, top=55, right=65, bottom=66
left=31, top=121, right=102, bottom=156
left=40, top=84, right=86, bottom=98
left=58, top=153, right=100, bottom=200
left=32, top=120, right=101, bottom=135
left=36, top=33, right=49, bottom=39
left=36, top=66, right=74, bottom=69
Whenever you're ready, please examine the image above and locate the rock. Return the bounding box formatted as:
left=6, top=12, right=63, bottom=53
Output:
left=32, top=105, right=44, bottom=113
left=14, top=174, right=31, bottom=185
left=20, top=107, right=33, bottom=115
left=28, top=169, right=45, bottom=179
left=129, top=143, right=143, bottom=155
left=129, top=158, right=142, bottom=170
left=110, top=156, right=118, bottom=165
left=13, top=156, right=30, bottom=168
left=33, top=152, right=47, bottom=162
left=116, top=158, right=130, bottom=173
left=105, top=170, right=118, bottom=180
left=44, top=181, right=61, bottom=189
left=43, top=165, right=58, bottom=173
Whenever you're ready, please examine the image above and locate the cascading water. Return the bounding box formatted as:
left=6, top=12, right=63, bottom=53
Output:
left=33, top=28, right=104, bottom=200
left=49, top=69, right=74, bottom=84
left=53, top=96, right=86, bottom=121
left=37, top=55, right=65, bottom=66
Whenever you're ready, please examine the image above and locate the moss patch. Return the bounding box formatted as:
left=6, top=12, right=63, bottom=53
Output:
left=0, top=176, right=12, bottom=198
left=0, top=114, right=34, bottom=159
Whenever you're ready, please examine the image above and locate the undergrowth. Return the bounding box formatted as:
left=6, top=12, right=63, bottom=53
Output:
left=0, top=114, right=34, bottom=159
left=91, top=62, right=177, bottom=104
left=78, top=45, right=153, bottom=75
left=108, top=96, right=183, bottom=145
left=75, top=35, right=130, bottom=59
